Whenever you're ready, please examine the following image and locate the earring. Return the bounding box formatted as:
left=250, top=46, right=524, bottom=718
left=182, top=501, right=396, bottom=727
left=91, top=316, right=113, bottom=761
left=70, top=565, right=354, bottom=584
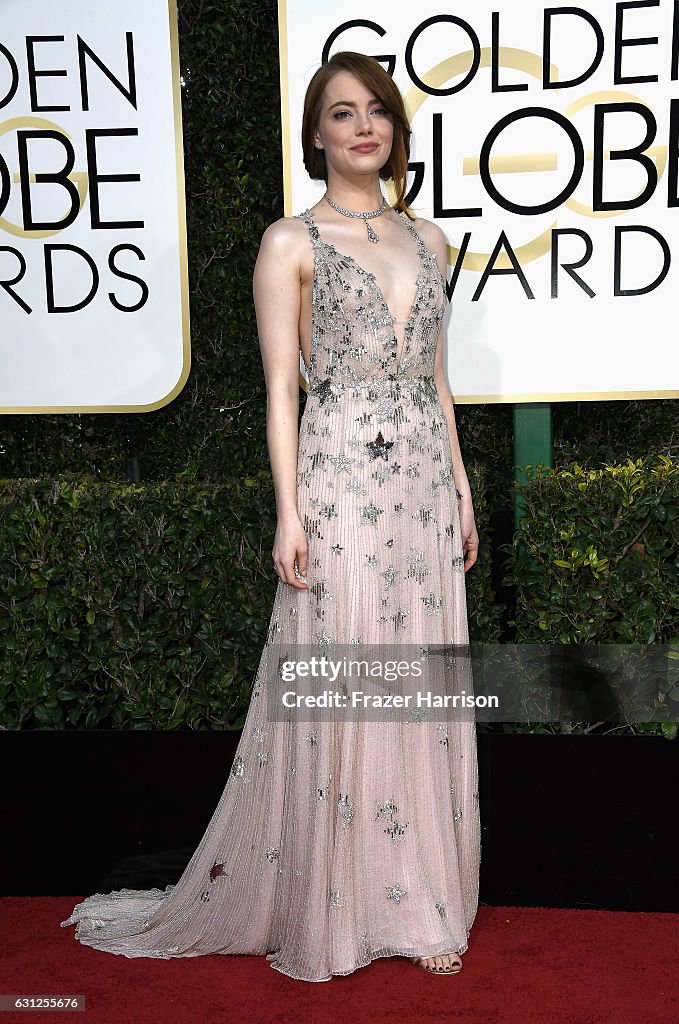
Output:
left=315, top=142, right=322, bottom=149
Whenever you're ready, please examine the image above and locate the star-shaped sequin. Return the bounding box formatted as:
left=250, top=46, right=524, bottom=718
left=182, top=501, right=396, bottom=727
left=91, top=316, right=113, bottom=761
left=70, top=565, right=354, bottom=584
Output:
left=366, top=430, right=394, bottom=461
left=406, top=548, right=430, bottom=583
left=384, top=820, right=409, bottom=842
left=329, top=453, right=354, bottom=474
left=386, top=882, right=407, bottom=904
left=376, top=796, right=398, bottom=820
left=413, top=503, right=435, bottom=527
left=392, top=607, right=409, bottom=630
left=358, top=500, right=383, bottom=525
left=422, top=592, right=443, bottom=615
left=314, top=378, right=334, bottom=405
left=382, top=565, right=399, bottom=587
left=338, top=794, right=355, bottom=827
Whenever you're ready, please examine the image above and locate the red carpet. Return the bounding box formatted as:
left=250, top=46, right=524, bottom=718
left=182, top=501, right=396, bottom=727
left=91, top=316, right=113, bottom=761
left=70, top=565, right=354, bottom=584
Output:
left=1, top=900, right=677, bottom=1023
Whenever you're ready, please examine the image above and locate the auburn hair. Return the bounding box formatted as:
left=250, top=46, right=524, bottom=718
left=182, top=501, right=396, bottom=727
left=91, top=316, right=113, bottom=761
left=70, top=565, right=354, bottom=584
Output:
left=301, top=51, right=414, bottom=219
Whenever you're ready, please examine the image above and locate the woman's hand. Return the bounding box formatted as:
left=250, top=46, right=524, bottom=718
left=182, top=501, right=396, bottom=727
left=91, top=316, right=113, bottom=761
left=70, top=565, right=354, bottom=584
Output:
left=458, top=498, right=479, bottom=573
left=272, top=511, right=309, bottom=589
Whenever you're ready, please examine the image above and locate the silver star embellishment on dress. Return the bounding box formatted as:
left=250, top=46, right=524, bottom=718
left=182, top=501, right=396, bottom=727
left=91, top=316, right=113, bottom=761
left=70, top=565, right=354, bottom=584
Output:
left=346, top=477, right=368, bottom=497
left=358, top=500, right=383, bottom=525
left=366, top=430, right=394, bottom=461
left=422, top=592, right=443, bottom=615
left=314, top=378, right=334, bottom=405
left=384, top=820, right=409, bottom=842
left=382, top=565, right=399, bottom=587
left=406, top=548, right=430, bottom=583
left=386, top=883, right=407, bottom=904
left=413, top=503, right=435, bottom=527
left=329, top=453, right=354, bottom=474
left=376, top=797, right=398, bottom=820
left=392, top=606, right=409, bottom=630
left=338, top=794, right=355, bottom=827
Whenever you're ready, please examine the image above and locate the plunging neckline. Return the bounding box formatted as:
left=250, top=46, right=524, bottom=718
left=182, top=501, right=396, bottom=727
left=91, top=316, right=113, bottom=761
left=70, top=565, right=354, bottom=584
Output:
left=305, top=207, right=424, bottom=375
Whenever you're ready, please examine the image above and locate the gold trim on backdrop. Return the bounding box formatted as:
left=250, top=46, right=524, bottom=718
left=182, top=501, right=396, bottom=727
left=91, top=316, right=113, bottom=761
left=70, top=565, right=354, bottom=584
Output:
left=0, top=0, right=191, bottom=414
left=452, top=389, right=678, bottom=403
left=278, top=0, right=292, bottom=217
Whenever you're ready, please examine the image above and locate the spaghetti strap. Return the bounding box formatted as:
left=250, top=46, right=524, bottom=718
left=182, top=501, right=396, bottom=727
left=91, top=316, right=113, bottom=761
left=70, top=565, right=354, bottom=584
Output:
left=294, top=208, right=321, bottom=248
left=398, top=213, right=428, bottom=254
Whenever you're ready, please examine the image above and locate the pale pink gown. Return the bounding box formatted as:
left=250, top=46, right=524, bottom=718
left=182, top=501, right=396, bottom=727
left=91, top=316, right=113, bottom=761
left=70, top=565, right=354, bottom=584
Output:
left=60, top=207, right=481, bottom=982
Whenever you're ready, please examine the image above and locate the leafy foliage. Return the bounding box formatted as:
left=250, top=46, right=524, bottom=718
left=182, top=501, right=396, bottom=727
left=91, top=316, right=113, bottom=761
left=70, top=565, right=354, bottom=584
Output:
left=0, top=474, right=278, bottom=730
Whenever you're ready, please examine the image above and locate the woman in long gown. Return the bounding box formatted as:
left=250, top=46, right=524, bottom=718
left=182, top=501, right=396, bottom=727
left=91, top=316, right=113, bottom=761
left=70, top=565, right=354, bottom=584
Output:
left=60, top=50, right=481, bottom=982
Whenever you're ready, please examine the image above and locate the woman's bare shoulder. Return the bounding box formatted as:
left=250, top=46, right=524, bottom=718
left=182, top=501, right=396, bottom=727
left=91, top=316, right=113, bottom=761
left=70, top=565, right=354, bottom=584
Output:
left=408, top=213, right=446, bottom=249
left=259, top=214, right=308, bottom=255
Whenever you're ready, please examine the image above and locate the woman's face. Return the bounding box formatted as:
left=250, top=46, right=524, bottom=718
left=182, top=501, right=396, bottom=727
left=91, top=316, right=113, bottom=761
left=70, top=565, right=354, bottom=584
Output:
left=314, top=70, right=394, bottom=179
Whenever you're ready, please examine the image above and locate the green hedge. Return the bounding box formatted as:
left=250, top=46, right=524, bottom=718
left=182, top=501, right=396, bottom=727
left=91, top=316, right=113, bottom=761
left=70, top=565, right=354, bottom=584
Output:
left=0, top=474, right=276, bottom=730
left=493, top=454, right=679, bottom=739
left=0, top=469, right=500, bottom=730
left=503, top=455, right=678, bottom=645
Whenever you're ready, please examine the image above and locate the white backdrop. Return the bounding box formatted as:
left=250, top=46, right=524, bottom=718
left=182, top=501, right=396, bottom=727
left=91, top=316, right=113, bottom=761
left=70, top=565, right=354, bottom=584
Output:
left=278, top=0, right=679, bottom=402
left=0, top=0, right=189, bottom=412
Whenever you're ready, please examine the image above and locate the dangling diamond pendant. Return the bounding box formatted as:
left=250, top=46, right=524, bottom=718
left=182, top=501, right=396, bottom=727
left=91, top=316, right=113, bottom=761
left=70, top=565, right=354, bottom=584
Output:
left=325, top=195, right=387, bottom=244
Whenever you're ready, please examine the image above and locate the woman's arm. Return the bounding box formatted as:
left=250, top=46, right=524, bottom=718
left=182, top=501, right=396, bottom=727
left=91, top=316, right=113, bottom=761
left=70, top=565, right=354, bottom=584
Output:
left=252, top=218, right=309, bottom=588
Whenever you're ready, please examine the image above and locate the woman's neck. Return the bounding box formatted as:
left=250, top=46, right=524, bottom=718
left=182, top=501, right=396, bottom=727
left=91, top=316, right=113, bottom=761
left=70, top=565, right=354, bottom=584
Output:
left=323, top=175, right=385, bottom=213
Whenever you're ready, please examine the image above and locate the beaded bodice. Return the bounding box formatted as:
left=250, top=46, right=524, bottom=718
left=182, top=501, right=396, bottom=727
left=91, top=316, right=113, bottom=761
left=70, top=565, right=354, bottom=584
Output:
left=295, top=208, right=447, bottom=389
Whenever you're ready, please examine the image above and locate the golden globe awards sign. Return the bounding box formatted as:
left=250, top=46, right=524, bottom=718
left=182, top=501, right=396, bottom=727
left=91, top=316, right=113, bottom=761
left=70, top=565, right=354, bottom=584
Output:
left=0, top=0, right=190, bottom=413
left=279, top=0, right=679, bottom=402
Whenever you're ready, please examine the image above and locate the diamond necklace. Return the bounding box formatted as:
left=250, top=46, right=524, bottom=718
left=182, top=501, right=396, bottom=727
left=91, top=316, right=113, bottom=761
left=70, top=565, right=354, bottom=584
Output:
left=325, top=194, right=388, bottom=243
